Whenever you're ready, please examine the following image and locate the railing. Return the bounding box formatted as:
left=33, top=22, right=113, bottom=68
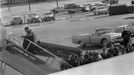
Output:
left=0, top=59, right=24, bottom=75
left=0, top=60, right=6, bottom=75
left=7, top=33, right=73, bottom=69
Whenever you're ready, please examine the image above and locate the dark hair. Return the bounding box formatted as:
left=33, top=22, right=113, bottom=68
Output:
left=24, top=27, right=29, bottom=30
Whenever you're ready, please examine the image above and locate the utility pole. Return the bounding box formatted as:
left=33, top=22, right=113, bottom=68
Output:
left=7, top=0, right=11, bottom=11
left=28, top=0, right=31, bottom=11
left=56, top=0, right=59, bottom=8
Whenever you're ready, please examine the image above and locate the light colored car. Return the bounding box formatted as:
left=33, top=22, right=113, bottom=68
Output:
left=93, top=6, right=109, bottom=15
left=72, top=27, right=121, bottom=48
left=115, top=22, right=134, bottom=34
left=10, top=16, right=23, bottom=25
left=41, top=12, right=55, bottom=22
left=50, top=7, right=65, bottom=13
left=26, top=14, right=41, bottom=23
left=51, top=3, right=87, bottom=14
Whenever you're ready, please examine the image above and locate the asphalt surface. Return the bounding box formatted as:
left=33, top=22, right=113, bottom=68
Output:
left=7, top=13, right=134, bottom=46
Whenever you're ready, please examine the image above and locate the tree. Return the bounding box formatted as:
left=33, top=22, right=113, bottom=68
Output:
left=56, top=0, right=59, bottom=8
left=28, top=0, right=31, bottom=11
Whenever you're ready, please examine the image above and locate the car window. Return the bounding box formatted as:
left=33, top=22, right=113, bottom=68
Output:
left=97, top=6, right=107, bottom=10
left=96, top=28, right=112, bottom=35
left=28, top=14, right=37, bottom=17
left=13, top=17, right=21, bottom=20
left=44, top=13, right=54, bottom=17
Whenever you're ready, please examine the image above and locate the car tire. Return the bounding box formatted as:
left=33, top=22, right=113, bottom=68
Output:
left=81, top=8, right=87, bottom=12
left=53, top=18, right=55, bottom=21
left=11, top=23, right=15, bottom=25
left=94, top=12, right=97, bottom=15
left=27, top=21, right=30, bottom=23
left=53, top=10, right=58, bottom=14
left=101, top=38, right=108, bottom=47
left=42, top=19, right=45, bottom=22
left=20, top=21, right=23, bottom=24
left=80, top=42, right=86, bottom=48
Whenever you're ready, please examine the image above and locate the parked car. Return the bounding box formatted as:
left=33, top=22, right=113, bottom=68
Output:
left=72, top=27, right=121, bottom=48
left=65, top=3, right=87, bottom=13
left=93, top=6, right=109, bottom=15
left=90, top=2, right=109, bottom=11
left=115, top=22, right=134, bottom=34
left=51, top=3, right=87, bottom=14
left=41, top=12, right=55, bottom=22
left=10, top=16, right=23, bottom=25
left=50, top=7, right=65, bottom=13
left=26, top=14, right=41, bottom=23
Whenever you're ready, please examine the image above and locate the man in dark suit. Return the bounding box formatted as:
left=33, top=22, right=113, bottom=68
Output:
left=22, top=27, right=37, bottom=54
left=121, top=27, right=131, bottom=48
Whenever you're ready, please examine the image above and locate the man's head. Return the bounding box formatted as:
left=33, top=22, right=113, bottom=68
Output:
left=24, top=27, right=31, bottom=34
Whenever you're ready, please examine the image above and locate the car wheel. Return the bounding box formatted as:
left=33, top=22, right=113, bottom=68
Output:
left=81, top=8, right=86, bottom=12
left=11, top=23, right=15, bottom=25
left=105, top=11, right=107, bottom=14
left=27, top=21, right=30, bottom=23
left=53, top=18, right=55, bottom=21
left=80, top=42, right=86, bottom=48
left=94, top=12, right=96, bottom=15
left=53, top=10, right=58, bottom=14
left=19, top=21, right=23, bottom=24
left=101, top=38, right=108, bottom=47
left=42, top=19, right=45, bottom=22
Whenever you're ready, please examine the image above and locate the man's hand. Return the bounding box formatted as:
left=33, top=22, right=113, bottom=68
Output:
left=21, top=35, right=25, bottom=38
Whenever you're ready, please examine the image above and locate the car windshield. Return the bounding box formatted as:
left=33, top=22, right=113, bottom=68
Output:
left=96, top=6, right=107, bottom=10
left=44, top=13, right=54, bottom=17
left=13, top=17, right=21, bottom=20
left=28, top=14, right=37, bottom=17
left=95, top=28, right=112, bottom=35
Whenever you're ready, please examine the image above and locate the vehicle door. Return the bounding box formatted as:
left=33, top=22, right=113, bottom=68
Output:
left=80, top=34, right=91, bottom=44
left=14, top=17, right=19, bottom=24
left=90, top=33, right=102, bottom=45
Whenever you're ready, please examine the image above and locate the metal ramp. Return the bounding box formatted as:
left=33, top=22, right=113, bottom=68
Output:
left=0, top=33, right=73, bottom=75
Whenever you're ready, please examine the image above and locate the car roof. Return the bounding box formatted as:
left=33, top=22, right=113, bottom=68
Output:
left=13, top=16, right=22, bottom=18
left=44, top=12, right=53, bottom=15
left=96, top=27, right=111, bottom=31
left=27, top=14, right=37, bottom=16
left=117, top=25, right=128, bottom=28
left=27, top=14, right=38, bottom=18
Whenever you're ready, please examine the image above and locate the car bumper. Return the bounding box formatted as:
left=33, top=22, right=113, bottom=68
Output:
left=111, top=38, right=123, bottom=43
